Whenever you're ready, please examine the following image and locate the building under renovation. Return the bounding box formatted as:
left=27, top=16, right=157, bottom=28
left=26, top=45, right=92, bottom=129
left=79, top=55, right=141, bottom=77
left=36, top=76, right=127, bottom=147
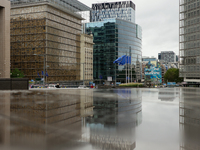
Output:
left=10, top=0, right=91, bottom=82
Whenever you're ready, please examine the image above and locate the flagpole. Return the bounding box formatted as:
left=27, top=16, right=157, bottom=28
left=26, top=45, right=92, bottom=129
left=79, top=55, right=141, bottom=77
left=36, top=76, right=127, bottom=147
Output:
left=126, top=52, right=127, bottom=84
left=128, top=54, right=129, bottom=83
left=131, top=61, right=132, bottom=83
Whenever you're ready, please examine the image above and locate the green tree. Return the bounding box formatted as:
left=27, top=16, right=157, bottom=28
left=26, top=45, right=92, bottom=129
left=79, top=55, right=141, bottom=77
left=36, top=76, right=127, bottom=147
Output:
left=164, top=68, right=183, bottom=83
left=10, top=69, right=25, bottom=78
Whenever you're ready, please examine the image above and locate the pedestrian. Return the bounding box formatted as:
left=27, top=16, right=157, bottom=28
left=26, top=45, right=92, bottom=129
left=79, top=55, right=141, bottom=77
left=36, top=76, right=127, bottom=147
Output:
left=55, top=83, right=60, bottom=88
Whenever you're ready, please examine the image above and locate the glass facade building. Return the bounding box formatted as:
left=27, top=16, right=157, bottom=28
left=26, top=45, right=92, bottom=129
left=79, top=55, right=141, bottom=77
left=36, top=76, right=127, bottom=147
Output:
left=84, top=18, right=142, bottom=83
left=179, top=0, right=200, bottom=82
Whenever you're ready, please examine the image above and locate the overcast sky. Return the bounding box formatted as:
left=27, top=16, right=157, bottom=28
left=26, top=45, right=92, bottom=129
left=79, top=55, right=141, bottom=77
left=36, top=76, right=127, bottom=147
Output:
left=79, top=0, right=179, bottom=58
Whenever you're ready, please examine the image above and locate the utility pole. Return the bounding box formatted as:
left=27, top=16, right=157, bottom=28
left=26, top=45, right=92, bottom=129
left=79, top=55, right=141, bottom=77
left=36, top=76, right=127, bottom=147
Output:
left=131, top=63, right=132, bottom=83
left=128, top=54, right=129, bottom=83
left=43, top=55, right=45, bottom=88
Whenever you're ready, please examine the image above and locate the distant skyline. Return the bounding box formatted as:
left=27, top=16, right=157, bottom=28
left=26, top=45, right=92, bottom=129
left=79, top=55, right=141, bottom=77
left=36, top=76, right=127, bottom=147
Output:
left=79, top=0, right=179, bottom=58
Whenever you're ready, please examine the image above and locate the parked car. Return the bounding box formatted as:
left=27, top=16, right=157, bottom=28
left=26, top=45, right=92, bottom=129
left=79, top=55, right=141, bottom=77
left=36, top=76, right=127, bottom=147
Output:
left=48, top=84, right=56, bottom=89
left=78, top=85, right=88, bottom=89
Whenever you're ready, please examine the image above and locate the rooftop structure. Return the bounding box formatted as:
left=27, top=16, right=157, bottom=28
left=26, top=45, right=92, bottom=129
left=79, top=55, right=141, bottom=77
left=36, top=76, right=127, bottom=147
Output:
left=10, top=0, right=91, bottom=12
left=91, top=1, right=135, bottom=23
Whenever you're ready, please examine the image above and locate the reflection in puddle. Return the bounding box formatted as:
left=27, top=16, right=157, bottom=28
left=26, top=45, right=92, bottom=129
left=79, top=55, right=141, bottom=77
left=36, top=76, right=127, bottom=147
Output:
left=180, top=88, right=200, bottom=150
left=86, top=89, right=142, bottom=150
left=0, top=89, right=142, bottom=150
left=158, top=88, right=179, bottom=101
left=0, top=90, right=93, bottom=150
left=2, top=88, right=195, bottom=149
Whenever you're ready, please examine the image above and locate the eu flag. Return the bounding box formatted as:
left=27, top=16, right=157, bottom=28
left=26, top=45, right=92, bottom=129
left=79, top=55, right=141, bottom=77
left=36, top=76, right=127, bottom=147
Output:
left=46, top=71, right=49, bottom=77
left=37, top=71, right=40, bottom=77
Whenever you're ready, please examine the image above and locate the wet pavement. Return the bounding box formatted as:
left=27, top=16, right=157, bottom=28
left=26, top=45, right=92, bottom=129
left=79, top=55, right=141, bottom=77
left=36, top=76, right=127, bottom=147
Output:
left=0, top=88, right=199, bottom=150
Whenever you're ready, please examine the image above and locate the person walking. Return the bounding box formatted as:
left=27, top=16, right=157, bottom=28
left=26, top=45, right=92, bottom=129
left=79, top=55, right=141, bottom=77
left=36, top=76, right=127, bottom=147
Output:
left=55, top=83, right=60, bottom=88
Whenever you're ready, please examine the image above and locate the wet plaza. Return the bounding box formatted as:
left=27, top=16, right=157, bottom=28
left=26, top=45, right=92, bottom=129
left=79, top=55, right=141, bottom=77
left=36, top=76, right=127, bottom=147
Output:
left=0, top=88, right=199, bottom=150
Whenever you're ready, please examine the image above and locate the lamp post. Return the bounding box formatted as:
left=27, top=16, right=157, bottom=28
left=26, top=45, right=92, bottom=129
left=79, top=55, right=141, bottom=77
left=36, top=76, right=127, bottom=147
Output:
left=34, top=54, right=45, bottom=88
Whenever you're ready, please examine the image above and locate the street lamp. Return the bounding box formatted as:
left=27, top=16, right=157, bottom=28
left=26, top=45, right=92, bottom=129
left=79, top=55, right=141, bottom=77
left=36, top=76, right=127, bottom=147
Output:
left=34, top=54, right=45, bottom=88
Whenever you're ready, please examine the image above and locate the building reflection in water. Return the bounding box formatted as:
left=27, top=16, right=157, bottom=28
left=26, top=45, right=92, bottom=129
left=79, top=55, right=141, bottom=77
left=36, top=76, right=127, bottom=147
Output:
left=180, top=88, right=200, bottom=150
left=0, top=89, right=93, bottom=150
left=0, top=93, right=10, bottom=146
left=86, top=89, right=142, bottom=150
left=158, top=88, right=179, bottom=101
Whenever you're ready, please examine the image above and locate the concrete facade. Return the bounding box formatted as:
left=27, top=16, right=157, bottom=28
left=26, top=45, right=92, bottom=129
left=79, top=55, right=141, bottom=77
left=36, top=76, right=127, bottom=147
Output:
left=80, top=34, right=94, bottom=85
left=0, top=0, right=10, bottom=78
left=179, top=0, right=200, bottom=83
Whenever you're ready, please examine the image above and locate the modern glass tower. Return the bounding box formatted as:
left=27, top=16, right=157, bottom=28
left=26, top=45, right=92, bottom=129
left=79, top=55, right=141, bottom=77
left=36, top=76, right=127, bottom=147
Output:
left=179, top=0, right=200, bottom=83
left=85, top=1, right=142, bottom=83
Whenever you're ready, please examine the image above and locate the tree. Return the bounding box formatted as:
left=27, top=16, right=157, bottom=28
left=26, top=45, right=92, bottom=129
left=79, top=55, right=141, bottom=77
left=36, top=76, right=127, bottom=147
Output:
left=10, top=69, right=25, bottom=78
left=164, top=68, right=183, bottom=83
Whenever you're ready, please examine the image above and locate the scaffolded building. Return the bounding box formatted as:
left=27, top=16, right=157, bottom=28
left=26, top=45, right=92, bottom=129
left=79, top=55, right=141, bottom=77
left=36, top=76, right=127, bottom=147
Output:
left=10, top=0, right=91, bottom=82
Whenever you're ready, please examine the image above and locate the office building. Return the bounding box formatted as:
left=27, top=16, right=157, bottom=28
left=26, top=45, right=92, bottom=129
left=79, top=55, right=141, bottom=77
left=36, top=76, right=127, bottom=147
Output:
left=10, top=0, right=90, bottom=82
left=0, top=0, right=10, bottom=78
left=91, top=1, right=135, bottom=23
left=80, top=33, right=94, bottom=85
left=179, top=0, right=200, bottom=83
left=158, top=51, right=176, bottom=63
left=85, top=1, right=142, bottom=83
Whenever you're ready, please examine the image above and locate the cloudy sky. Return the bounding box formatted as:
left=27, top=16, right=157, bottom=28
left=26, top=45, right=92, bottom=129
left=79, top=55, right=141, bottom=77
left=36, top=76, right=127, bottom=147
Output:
left=79, top=0, right=179, bottom=58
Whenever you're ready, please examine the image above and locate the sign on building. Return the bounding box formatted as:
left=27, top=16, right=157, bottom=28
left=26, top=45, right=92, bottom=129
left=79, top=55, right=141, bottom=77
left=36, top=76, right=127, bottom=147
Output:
left=107, top=76, right=112, bottom=81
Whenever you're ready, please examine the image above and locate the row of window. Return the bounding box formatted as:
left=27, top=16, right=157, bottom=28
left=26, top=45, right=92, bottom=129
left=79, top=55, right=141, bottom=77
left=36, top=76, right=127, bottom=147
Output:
left=185, top=17, right=200, bottom=26
left=185, top=40, right=200, bottom=48
left=180, top=0, right=200, bottom=5
left=184, top=1, right=200, bottom=11
left=184, top=49, right=200, bottom=56
left=185, top=33, right=200, bottom=41
left=186, top=9, right=200, bottom=19
left=184, top=25, right=200, bottom=34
